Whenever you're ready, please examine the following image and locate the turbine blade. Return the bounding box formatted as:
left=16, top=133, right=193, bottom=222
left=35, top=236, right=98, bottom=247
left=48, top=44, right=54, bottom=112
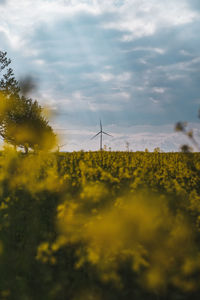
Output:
left=102, top=131, right=113, bottom=137
left=100, top=119, right=102, bottom=131
left=91, top=132, right=101, bottom=140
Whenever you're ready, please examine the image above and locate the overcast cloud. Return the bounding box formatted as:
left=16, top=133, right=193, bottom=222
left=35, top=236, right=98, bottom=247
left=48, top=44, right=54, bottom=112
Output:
left=0, top=0, right=199, bottom=151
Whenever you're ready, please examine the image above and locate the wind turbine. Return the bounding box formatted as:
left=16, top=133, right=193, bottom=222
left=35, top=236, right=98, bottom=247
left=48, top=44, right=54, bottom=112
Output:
left=91, top=120, right=112, bottom=151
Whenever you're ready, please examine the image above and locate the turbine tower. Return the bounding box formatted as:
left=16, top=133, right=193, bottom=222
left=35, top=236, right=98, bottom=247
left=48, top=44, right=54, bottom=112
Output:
left=91, top=120, right=112, bottom=151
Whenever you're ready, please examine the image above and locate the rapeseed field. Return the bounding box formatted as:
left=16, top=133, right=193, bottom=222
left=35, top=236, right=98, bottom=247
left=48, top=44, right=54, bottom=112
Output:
left=0, top=149, right=200, bottom=299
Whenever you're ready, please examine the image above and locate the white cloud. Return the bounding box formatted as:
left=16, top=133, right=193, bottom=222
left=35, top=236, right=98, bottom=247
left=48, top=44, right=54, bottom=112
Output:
left=116, top=91, right=130, bottom=100
left=101, top=0, right=199, bottom=40
left=0, top=0, right=101, bottom=53
left=1, top=0, right=198, bottom=54
left=179, top=49, right=194, bottom=57
left=83, top=71, right=132, bottom=83
left=157, top=56, right=200, bottom=77
left=99, top=72, right=114, bottom=82
left=104, top=65, right=113, bottom=70
left=153, top=87, right=165, bottom=94
left=124, top=47, right=166, bottom=54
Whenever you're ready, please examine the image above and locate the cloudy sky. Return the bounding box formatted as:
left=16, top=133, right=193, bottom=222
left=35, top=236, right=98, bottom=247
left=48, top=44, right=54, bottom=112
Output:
left=0, top=0, right=200, bottom=151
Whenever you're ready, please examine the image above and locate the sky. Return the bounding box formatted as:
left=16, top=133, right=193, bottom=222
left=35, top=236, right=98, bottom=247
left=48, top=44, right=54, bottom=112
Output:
left=0, top=0, right=200, bottom=151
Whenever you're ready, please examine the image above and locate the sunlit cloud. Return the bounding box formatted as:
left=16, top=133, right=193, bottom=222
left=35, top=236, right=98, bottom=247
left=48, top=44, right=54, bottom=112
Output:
left=0, top=0, right=199, bottom=150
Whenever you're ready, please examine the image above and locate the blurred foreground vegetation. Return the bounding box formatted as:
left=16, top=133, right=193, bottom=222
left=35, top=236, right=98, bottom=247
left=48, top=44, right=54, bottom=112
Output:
left=0, top=149, right=200, bottom=299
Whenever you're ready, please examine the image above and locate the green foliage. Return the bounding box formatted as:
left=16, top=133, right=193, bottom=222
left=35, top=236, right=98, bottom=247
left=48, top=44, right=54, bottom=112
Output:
left=0, top=51, right=56, bottom=152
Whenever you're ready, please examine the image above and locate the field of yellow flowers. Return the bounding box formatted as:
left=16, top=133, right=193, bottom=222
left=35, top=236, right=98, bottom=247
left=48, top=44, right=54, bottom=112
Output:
left=0, top=149, right=200, bottom=299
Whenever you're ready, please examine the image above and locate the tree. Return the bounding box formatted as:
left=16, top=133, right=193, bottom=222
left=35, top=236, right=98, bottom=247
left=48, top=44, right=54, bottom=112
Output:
left=153, top=147, right=161, bottom=153
left=0, top=51, right=20, bottom=97
left=0, top=51, right=56, bottom=152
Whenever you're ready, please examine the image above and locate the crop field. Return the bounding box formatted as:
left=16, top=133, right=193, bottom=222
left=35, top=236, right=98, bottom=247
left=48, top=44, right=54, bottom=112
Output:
left=0, top=149, right=200, bottom=299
